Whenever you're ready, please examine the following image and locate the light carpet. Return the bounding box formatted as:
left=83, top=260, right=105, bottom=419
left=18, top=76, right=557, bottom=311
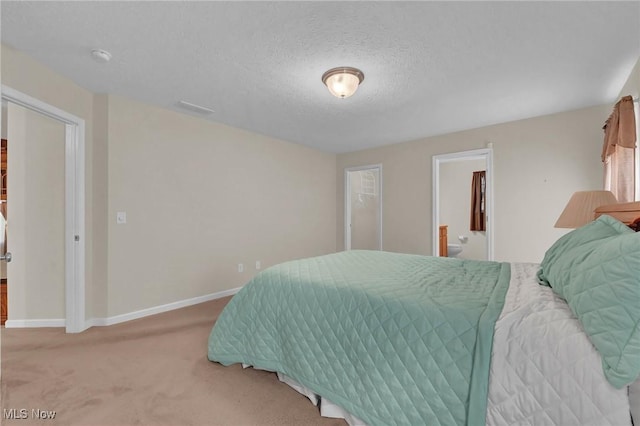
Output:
left=0, top=297, right=346, bottom=426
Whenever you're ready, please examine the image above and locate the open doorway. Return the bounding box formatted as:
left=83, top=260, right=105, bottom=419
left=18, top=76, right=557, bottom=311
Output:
left=432, top=149, right=494, bottom=260
left=1, top=86, right=86, bottom=333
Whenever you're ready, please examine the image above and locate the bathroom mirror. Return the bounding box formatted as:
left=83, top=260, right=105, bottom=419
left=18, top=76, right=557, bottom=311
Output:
left=432, top=148, right=493, bottom=260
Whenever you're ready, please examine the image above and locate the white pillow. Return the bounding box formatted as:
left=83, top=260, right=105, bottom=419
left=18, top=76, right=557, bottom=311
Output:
left=631, top=378, right=640, bottom=424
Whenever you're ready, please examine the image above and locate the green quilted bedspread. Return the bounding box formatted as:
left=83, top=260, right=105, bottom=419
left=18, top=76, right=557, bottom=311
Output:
left=208, top=250, right=510, bottom=426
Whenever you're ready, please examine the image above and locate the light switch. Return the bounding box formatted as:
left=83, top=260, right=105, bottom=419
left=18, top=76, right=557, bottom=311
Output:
left=116, top=211, right=127, bottom=224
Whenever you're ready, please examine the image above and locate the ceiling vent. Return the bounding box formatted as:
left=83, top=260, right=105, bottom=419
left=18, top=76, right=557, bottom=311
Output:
left=176, top=100, right=215, bottom=115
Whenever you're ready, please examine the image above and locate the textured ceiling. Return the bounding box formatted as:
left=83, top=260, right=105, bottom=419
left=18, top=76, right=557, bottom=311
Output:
left=1, top=1, right=639, bottom=153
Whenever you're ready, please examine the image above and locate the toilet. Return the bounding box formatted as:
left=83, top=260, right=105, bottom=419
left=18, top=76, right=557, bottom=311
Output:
left=447, top=243, right=463, bottom=258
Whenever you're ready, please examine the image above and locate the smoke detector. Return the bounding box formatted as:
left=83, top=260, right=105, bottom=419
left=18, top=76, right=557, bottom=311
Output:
left=91, top=49, right=112, bottom=63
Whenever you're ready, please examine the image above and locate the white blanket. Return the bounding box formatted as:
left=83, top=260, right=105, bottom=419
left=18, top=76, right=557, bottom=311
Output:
left=270, top=262, right=631, bottom=425
left=486, top=263, right=629, bottom=425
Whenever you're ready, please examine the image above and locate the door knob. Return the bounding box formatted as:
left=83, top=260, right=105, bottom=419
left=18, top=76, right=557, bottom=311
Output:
left=1, top=252, right=11, bottom=262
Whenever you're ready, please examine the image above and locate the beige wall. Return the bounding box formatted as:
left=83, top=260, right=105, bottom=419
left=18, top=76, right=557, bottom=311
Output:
left=1, top=44, right=336, bottom=321
left=106, top=95, right=336, bottom=316
left=337, top=105, right=610, bottom=263
left=7, top=104, right=66, bottom=319
left=440, top=159, right=486, bottom=260
left=92, top=95, right=110, bottom=318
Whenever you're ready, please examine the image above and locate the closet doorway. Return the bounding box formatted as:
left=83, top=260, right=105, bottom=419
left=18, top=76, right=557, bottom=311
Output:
left=345, top=165, right=382, bottom=251
left=1, top=137, right=7, bottom=325
left=2, top=86, right=86, bottom=333
left=6, top=102, right=66, bottom=327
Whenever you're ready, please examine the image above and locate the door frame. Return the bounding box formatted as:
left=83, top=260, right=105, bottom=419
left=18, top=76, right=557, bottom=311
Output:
left=344, top=164, right=383, bottom=251
left=1, top=85, right=86, bottom=333
left=432, top=148, right=494, bottom=260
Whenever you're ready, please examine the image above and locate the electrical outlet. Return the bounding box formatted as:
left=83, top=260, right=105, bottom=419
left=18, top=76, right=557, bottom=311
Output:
left=238, top=263, right=244, bottom=273
left=255, top=261, right=261, bottom=270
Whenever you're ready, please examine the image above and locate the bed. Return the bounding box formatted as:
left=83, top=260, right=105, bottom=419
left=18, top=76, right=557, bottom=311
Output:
left=207, top=211, right=640, bottom=425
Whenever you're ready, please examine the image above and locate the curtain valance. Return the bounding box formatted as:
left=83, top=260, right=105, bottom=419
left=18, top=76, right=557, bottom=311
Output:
left=602, top=95, right=636, bottom=162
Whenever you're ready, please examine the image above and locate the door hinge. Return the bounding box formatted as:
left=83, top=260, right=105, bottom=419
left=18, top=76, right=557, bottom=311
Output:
left=75, top=235, right=80, bottom=242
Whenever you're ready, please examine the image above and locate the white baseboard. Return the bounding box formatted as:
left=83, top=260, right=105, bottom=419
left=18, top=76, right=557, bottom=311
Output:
left=5, top=287, right=242, bottom=330
left=88, top=286, right=242, bottom=327
left=4, top=319, right=66, bottom=328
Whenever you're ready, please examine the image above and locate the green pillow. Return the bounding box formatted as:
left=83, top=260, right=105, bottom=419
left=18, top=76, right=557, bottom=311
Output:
left=542, top=230, right=640, bottom=388
left=537, top=215, right=633, bottom=286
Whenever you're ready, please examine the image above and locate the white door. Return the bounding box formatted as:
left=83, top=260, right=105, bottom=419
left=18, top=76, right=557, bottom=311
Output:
left=7, top=103, right=66, bottom=323
left=345, top=165, right=382, bottom=250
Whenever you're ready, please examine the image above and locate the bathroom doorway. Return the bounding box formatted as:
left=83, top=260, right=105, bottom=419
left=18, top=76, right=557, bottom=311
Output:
left=432, top=149, right=493, bottom=260
left=345, top=165, right=382, bottom=251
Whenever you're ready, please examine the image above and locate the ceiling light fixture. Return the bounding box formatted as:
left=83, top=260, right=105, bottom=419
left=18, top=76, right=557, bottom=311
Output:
left=321, top=67, right=364, bottom=99
left=91, top=49, right=112, bottom=63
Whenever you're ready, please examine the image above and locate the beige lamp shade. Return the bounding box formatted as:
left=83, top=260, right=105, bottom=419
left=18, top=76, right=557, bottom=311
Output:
left=554, top=190, right=618, bottom=228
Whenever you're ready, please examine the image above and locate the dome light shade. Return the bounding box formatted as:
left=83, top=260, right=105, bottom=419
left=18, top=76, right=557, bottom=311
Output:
left=322, top=67, right=364, bottom=99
